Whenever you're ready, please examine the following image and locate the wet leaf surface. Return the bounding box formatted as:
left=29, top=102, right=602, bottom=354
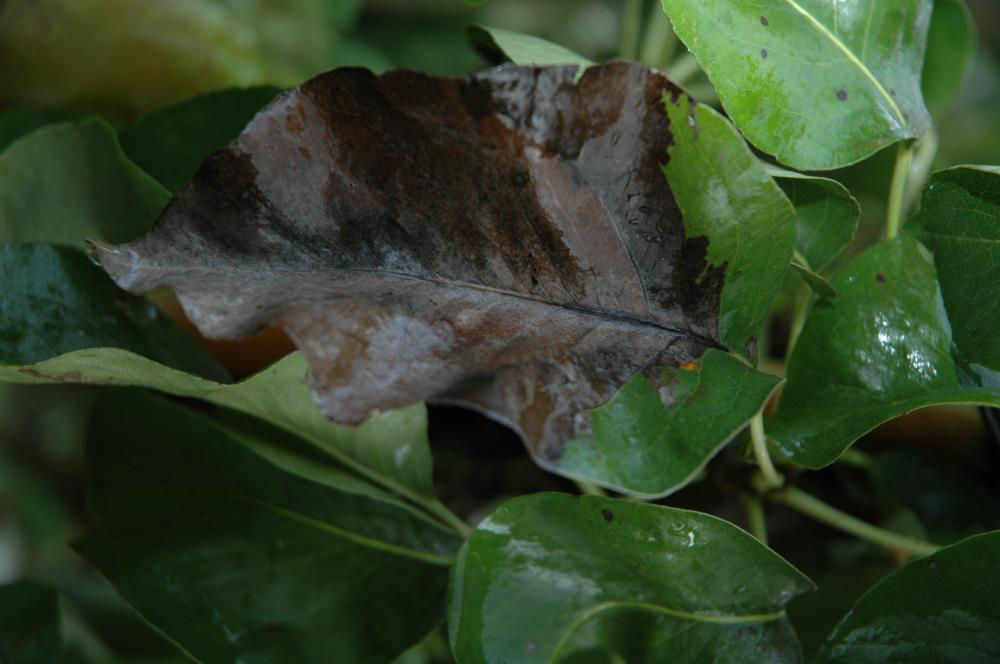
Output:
left=78, top=390, right=461, bottom=664
left=816, top=531, right=1000, bottom=663
left=768, top=236, right=1000, bottom=468
left=448, top=493, right=814, bottom=663
left=661, top=0, right=934, bottom=169
left=96, top=62, right=791, bottom=492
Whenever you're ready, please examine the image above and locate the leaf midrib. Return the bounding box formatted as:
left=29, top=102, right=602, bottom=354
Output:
left=781, top=0, right=906, bottom=126
left=102, top=248, right=725, bottom=350
left=107, top=486, right=455, bottom=566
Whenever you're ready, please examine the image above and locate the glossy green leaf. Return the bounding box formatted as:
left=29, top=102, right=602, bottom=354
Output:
left=467, top=26, right=593, bottom=70
left=768, top=236, right=1000, bottom=467
left=0, top=243, right=227, bottom=381
left=77, top=390, right=461, bottom=664
left=119, top=86, right=282, bottom=192
left=0, top=119, right=168, bottom=250
left=0, top=581, right=62, bottom=664
left=661, top=0, right=934, bottom=170
left=767, top=166, right=861, bottom=271
left=909, top=166, right=1000, bottom=381
left=921, top=0, right=976, bottom=118
left=664, top=95, right=796, bottom=357
left=816, top=531, right=1000, bottom=663
left=558, top=349, right=781, bottom=497
left=448, top=493, right=814, bottom=663
left=0, top=244, right=438, bottom=503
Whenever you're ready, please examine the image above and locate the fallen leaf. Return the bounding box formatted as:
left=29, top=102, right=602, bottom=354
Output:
left=96, top=62, right=744, bottom=471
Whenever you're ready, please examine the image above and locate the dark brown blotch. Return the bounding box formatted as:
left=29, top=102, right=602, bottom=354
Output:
left=760, top=16, right=769, bottom=26
left=601, top=509, right=614, bottom=522
left=836, top=89, right=848, bottom=101
left=875, top=272, right=887, bottom=283
left=760, top=48, right=768, bottom=59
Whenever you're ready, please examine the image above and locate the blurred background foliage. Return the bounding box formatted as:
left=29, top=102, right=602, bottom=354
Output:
left=1, top=1, right=999, bottom=662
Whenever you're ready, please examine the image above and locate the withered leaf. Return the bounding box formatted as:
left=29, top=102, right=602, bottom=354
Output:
left=96, top=62, right=728, bottom=469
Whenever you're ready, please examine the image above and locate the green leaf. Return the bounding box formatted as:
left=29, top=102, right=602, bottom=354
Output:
left=448, top=493, right=814, bottom=663
left=0, top=243, right=227, bottom=381
left=921, top=0, right=976, bottom=118
left=816, top=531, right=1000, bottom=663
left=663, top=95, right=796, bottom=357
left=661, top=0, right=934, bottom=170
left=77, top=390, right=461, bottom=664
left=119, top=86, right=282, bottom=192
left=909, top=166, right=1000, bottom=381
left=0, top=581, right=63, bottom=664
left=558, top=349, right=781, bottom=497
left=0, top=119, right=168, bottom=250
left=0, top=244, right=439, bottom=504
left=791, top=259, right=837, bottom=298
left=768, top=236, right=1000, bottom=468
left=467, top=26, right=593, bottom=70
left=767, top=166, right=861, bottom=271
left=0, top=108, right=88, bottom=153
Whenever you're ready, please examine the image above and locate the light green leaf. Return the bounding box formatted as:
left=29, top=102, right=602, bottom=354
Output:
left=467, top=26, right=593, bottom=71
left=816, top=531, right=1000, bottom=663
left=448, top=493, right=814, bottom=663
left=922, top=0, right=976, bottom=118
left=119, top=86, right=282, bottom=192
left=661, top=0, right=934, bottom=170
left=664, top=94, right=796, bottom=358
left=558, top=349, right=781, bottom=497
left=77, top=390, right=460, bottom=664
left=0, top=119, right=168, bottom=250
left=767, top=165, right=861, bottom=271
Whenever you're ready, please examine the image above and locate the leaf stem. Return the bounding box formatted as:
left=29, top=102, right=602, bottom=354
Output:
left=620, top=0, right=643, bottom=61
left=786, top=281, right=812, bottom=358
left=426, top=499, right=473, bottom=538
left=741, top=492, right=768, bottom=544
left=750, top=411, right=783, bottom=489
left=576, top=480, right=608, bottom=497
left=639, top=3, right=676, bottom=69
left=772, top=486, right=941, bottom=558
left=903, top=128, right=939, bottom=214
left=885, top=141, right=914, bottom=240
left=837, top=448, right=876, bottom=471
